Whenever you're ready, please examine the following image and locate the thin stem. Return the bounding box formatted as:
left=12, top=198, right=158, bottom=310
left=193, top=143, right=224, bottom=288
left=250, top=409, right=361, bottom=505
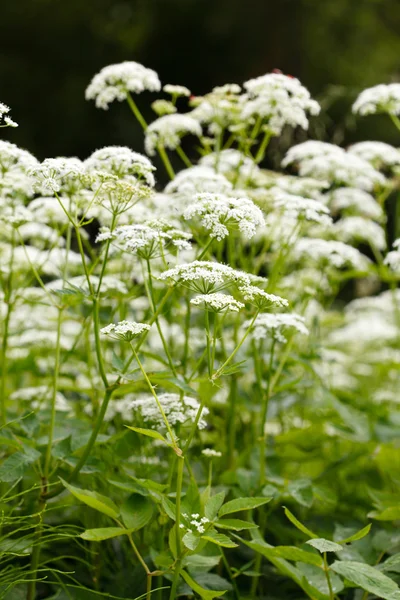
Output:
left=259, top=339, right=276, bottom=487
left=157, top=145, right=175, bottom=180
left=323, top=553, right=334, bottom=600
left=176, top=145, right=192, bottom=168
left=219, top=548, right=241, bottom=600
left=132, top=347, right=180, bottom=453
left=196, top=237, right=214, bottom=260
left=255, top=130, right=272, bottom=164
left=126, top=92, right=148, bottom=130
left=0, top=229, right=15, bottom=426
left=389, top=113, right=400, bottom=133
left=204, top=310, right=212, bottom=378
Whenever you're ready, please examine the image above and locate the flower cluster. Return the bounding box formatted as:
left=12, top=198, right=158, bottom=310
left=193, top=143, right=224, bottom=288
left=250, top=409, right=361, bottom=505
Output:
left=100, top=320, right=151, bottom=342
left=144, top=114, right=202, bottom=155
left=0, top=102, right=18, bottom=128
left=131, top=393, right=209, bottom=430
left=247, top=313, right=309, bottom=343
left=191, top=292, right=245, bottom=313
left=352, top=83, right=400, bottom=116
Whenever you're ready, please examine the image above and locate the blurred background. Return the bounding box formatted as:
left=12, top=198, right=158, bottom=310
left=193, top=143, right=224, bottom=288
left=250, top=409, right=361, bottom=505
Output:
left=1, top=0, right=400, bottom=163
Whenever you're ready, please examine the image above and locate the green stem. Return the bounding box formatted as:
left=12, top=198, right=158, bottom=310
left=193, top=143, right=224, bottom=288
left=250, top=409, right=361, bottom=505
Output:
left=0, top=229, right=15, bottom=426
left=157, top=145, right=175, bottom=180
left=255, top=131, right=272, bottom=164
left=258, top=339, right=276, bottom=487
left=169, top=456, right=185, bottom=600
left=389, top=113, right=400, bottom=133
left=176, top=145, right=192, bottom=168
left=196, top=237, right=214, bottom=260
left=323, top=552, right=334, bottom=600
left=126, top=92, right=148, bottom=130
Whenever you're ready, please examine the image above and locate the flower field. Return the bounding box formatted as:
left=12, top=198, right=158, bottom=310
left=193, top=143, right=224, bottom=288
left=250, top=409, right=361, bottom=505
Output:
left=1, top=63, right=400, bottom=600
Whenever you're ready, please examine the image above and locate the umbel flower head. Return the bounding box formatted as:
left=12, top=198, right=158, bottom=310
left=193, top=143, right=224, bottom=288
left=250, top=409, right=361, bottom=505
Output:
left=0, top=102, right=18, bottom=128
left=271, top=189, right=332, bottom=226
left=130, top=393, right=209, bottom=430
left=144, top=114, right=202, bottom=155
left=384, top=239, right=400, bottom=274
left=29, top=157, right=86, bottom=195
left=239, top=286, right=289, bottom=310
left=247, top=313, right=309, bottom=343
left=183, top=192, right=265, bottom=240
left=190, top=292, right=245, bottom=313
left=100, top=320, right=151, bottom=342
left=348, top=141, right=400, bottom=170
left=84, top=146, right=156, bottom=187
left=85, top=61, right=161, bottom=109
left=352, top=83, right=400, bottom=116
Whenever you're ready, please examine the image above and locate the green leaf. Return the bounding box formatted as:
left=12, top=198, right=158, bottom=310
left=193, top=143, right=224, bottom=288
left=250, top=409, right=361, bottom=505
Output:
left=288, top=479, right=314, bottom=508
left=161, top=496, right=176, bottom=520
left=219, top=497, right=271, bottom=517
left=80, top=527, right=131, bottom=541
left=298, top=564, right=344, bottom=598
left=125, top=426, right=167, bottom=443
left=59, top=478, right=119, bottom=518
left=120, top=493, right=153, bottom=531
left=0, top=450, right=40, bottom=482
left=260, top=545, right=323, bottom=566
left=306, top=538, right=343, bottom=553
left=181, top=570, right=227, bottom=599
left=205, top=491, right=226, bottom=521
left=368, top=506, right=400, bottom=521
left=380, top=553, right=400, bottom=574
left=215, top=519, right=258, bottom=531
left=331, top=560, right=400, bottom=600
left=337, top=524, right=371, bottom=544
left=182, top=531, right=201, bottom=551
left=283, top=506, right=318, bottom=538
left=202, top=529, right=238, bottom=548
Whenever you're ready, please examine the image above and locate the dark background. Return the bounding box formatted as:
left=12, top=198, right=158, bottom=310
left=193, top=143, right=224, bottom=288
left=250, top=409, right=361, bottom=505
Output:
left=1, top=0, right=400, bottom=163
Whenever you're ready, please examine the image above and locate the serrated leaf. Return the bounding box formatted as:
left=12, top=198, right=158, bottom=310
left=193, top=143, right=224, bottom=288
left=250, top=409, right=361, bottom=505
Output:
left=306, top=538, right=343, bottom=553
left=338, top=524, right=371, bottom=544
left=125, top=426, right=167, bottom=443
left=59, top=478, right=119, bottom=518
left=202, top=529, right=238, bottom=548
left=181, top=570, right=227, bottom=599
left=120, top=493, right=153, bottom=531
left=219, top=497, right=271, bottom=517
left=182, top=531, right=201, bottom=551
left=215, top=519, right=258, bottom=531
left=0, top=450, right=40, bottom=482
left=331, top=560, right=400, bottom=600
left=283, top=506, right=318, bottom=538
left=205, top=491, right=226, bottom=521
left=80, top=527, right=130, bottom=541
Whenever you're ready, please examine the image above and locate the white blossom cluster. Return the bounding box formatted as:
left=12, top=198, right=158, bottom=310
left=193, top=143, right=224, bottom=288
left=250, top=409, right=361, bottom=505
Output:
left=100, top=320, right=151, bottom=342
left=271, top=189, right=332, bottom=226
left=247, top=313, right=309, bottom=343
left=29, top=157, right=85, bottom=195
left=294, top=238, right=371, bottom=270
left=131, top=393, right=209, bottom=430
left=84, top=146, right=156, bottom=187
left=165, top=166, right=232, bottom=199
left=85, top=61, right=161, bottom=109
left=0, top=102, right=18, bottom=128
left=327, top=188, right=384, bottom=221
left=183, top=192, right=265, bottom=240
left=348, top=141, right=400, bottom=170
left=180, top=513, right=210, bottom=534
left=191, top=292, right=245, bottom=313
left=242, top=73, right=320, bottom=134
left=332, top=216, right=387, bottom=251
left=352, top=83, right=400, bottom=116
left=239, top=285, right=288, bottom=309
left=384, top=239, right=400, bottom=274
left=201, top=448, right=222, bottom=458
left=144, top=114, right=202, bottom=155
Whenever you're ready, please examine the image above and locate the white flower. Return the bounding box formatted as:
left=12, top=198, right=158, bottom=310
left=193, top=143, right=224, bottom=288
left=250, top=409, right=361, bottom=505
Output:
left=201, top=448, right=222, bottom=458
left=352, top=83, right=400, bottom=116
left=384, top=239, right=400, bottom=273
left=283, top=142, right=385, bottom=191
left=183, top=192, right=265, bottom=240
left=333, top=217, right=387, bottom=251
left=191, top=292, right=244, bottom=313
left=247, top=313, right=309, bottom=343
left=348, top=141, right=400, bottom=169
left=131, top=393, right=209, bottom=430
left=271, top=189, right=332, bottom=226
left=275, top=175, right=330, bottom=199
left=29, top=158, right=85, bottom=195
left=100, top=320, right=151, bottom=342
left=327, top=188, right=384, bottom=222
left=159, top=260, right=265, bottom=293
left=242, top=72, right=320, bottom=134
left=189, top=85, right=244, bottom=135
left=200, top=149, right=259, bottom=182
left=239, top=286, right=288, bottom=309
left=165, top=166, right=232, bottom=198
left=163, top=84, right=191, bottom=97
left=294, top=238, right=371, bottom=270
left=0, top=102, right=18, bottom=128
left=144, top=114, right=202, bottom=155
left=84, top=146, right=156, bottom=187
left=85, top=61, right=161, bottom=109
left=0, top=141, right=38, bottom=174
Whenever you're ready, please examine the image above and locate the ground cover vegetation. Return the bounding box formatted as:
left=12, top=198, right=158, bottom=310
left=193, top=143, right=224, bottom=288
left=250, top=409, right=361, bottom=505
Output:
left=1, top=62, right=400, bottom=600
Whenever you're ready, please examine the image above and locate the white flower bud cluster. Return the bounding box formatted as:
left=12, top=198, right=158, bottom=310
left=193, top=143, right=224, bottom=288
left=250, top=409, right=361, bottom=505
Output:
left=100, top=320, right=151, bottom=342
left=163, top=84, right=191, bottom=98
left=271, top=189, right=332, bottom=226
left=352, top=83, right=400, bottom=116
left=165, top=166, right=232, bottom=199
left=348, top=141, right=400, bottom=170
left=384, top=239, right=400, bottom=274
left=294, top=238, right=371, bottom=270
left=144, top=114, right=202, bottom=155
left=0, top=102, right=18, bottom=128
left=327, top=188, right=384, bottom=222
left=183, top=192, right=265, bottom=240
left=247, top=313, right=309, bottom=343
left=131, top=393, right=209, bottom=430
left=191, top=292, right=245, bottom=313
left=332, top=216, right=387, bottom=251
left=201, top=448, right=222, bottom=458
left=180, top=513, right=210, bottom=534
left=85, top=61, right=161, bottom=109
left=239, top=286, right=288, bottom=309
left=84, top=146, right=156, bottom=187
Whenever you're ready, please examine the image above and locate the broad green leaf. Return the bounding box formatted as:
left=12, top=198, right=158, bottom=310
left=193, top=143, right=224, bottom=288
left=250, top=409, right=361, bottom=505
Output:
left=337, top=524, right=371, bottom=544
left=219, top=497, right=271, bottom=517
left=306, top=538, right=343, bottom=553
left=125, top=426, right=167, bottom=443
left=205, top=491, right=226, bottom=521
left=288, top=479, right=314, bottom=508
left=298, top=563, right=344, bottom=597
left=80, top=527, right=130, bottom=541
left=259, top=545, right=323, bottom=566
left=202, top=529, right=238, bottom=548
left=168, top=524, right=178, bottom=559
left=182, top=531, right=201, bottom=551
left=121, top=493, right=153, bottom=531
left=283, top=507, right=318, bottom=538
left=215, top=519, right=258, bottom=531
left=161, top=496, right=176, bottom=520
left=194, top=573, right=232, bottom=592
left=368, top=506, right=400, bottom=521
left=183, top=554, right=221, bottom=570
left=331, top=560, right=400, bottom=600
left=380, top=553, right=400, bottom=574
left=0, top=450, right=40, bottom=482
left=181, top=570, right=226, bottom=599
left=59, top=478, right=119, bottom=518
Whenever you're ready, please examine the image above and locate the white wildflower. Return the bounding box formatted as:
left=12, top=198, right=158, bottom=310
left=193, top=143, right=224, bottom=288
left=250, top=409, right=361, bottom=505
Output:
left=275, top=175, right=330, bottom=199
left=243, top=72, right=320, bottom=134
left=144, top=114, right=202, bottom=155
left=200, top=149, right=260, bottom=182
left=294, top=238, right=371, bottom=270
left=0, top=102, right=18, bottom=128
left=191, top=292, right=244, bottom=313
left=84, top=146, right=156, bottom=187
left=165, top=166, right=232, bottom=198
left=271, top=189, right=332, bottom=226
left=0, top=141, right=38, bottom=174
left=239, top=285, right=288, bottom=309
left=384, top=238, right=400, bottom=273
left=352, top=83, right=400, bottom=116
left=163, top=84, right=191, bottom=97
left=85, top=61, right=161, bottom=109
left=247, top=313, right=309, bottom=343
left=183, top=192, right=265, bottom=240
left=100, top=320, right=151, bottom=342
left=29, top=157, right=85, bottom=195
left=328, top=188, right=384, bottom=222
left=348, top=141, right=400, bottom=169
left=333, top=217, right=387, bottom=251
left=201, top=448, right=222, bottom=458
left=131, top=393, right=209, bottom=430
